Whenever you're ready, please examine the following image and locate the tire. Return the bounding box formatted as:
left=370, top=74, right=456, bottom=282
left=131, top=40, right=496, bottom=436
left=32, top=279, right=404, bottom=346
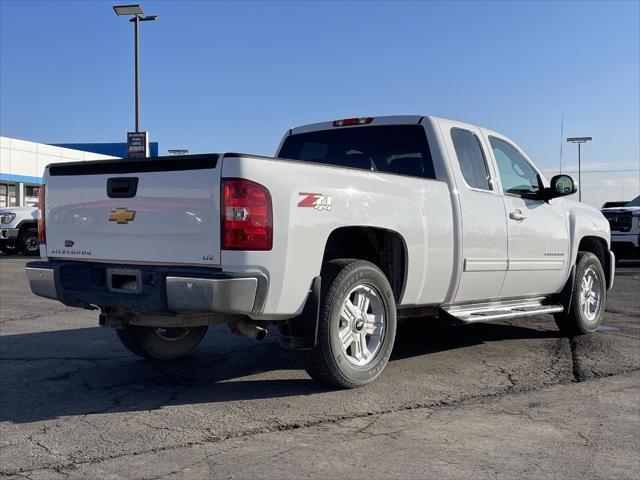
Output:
left=116, top=325, right=208, bottom=360
left=18, top=228, right=39, bottom=256
left=304, top=259, right=397, bottom=388
left=554, top=252, right=606, bottom=336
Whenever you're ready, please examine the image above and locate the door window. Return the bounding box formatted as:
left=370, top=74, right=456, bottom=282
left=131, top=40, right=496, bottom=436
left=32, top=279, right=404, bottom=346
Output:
left=451, top=128, right=492, bottom=190
left=490, top=137, right=541, bottom=195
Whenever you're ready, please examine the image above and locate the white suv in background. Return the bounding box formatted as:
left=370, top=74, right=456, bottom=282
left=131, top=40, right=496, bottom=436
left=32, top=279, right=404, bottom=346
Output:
left=0, top=205, right=40, bottom=255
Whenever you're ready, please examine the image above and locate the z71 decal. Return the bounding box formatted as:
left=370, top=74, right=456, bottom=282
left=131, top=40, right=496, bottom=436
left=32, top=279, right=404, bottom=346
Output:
left=298, top=192, right=332, bottom=211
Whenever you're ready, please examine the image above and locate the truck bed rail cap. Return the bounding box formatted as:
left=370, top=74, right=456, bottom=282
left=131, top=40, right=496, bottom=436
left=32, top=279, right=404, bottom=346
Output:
left=48, top=154, right=219, bottom=176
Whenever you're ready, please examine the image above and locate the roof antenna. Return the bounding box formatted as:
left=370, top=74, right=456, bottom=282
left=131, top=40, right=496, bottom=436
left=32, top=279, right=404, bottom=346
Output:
left=559, top=113, right=564, bottom=174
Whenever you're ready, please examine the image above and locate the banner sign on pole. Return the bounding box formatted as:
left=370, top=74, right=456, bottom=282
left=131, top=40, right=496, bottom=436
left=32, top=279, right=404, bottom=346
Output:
left=127, top=132, right=149, bottom=158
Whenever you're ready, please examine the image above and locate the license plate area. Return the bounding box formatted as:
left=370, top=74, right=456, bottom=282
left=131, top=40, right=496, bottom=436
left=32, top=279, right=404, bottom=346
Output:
left=107, top=268, right=142, bottom=294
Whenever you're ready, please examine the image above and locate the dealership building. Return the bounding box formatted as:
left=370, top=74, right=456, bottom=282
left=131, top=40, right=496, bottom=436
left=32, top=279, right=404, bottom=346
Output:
left=0, top=136, right=159, bottom=208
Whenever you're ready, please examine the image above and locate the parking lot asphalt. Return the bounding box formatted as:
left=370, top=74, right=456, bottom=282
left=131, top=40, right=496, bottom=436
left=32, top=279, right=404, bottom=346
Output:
left=0, top=256, right=638, bottom=479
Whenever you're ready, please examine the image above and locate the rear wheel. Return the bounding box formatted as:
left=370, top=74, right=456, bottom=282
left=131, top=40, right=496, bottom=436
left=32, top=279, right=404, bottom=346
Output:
left=554, top=252, right=606, bottom=336
left=304, top=259, right=397, bottom=388
left=18, top=227, right=39, bottom=256
left=116, top=325, right=208, bottom=360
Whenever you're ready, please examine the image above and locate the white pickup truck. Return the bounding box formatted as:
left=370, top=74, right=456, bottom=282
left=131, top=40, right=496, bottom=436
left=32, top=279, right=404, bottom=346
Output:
left=601, top=196, right=640, bottom=259
left=26, top=115, right=614, bottom=388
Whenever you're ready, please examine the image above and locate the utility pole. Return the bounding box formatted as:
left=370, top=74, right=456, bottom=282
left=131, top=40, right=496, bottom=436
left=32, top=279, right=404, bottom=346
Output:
left=113, top=4, right=158, bottom=156
left=567, top=136, right=592, bottom=202
left=134, top=13, right=139, bottom=132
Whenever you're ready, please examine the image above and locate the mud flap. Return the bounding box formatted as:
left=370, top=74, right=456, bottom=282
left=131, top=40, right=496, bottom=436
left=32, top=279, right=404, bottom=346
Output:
left=278, top=276, right=320, bottom=350
left=556, top=264, right=576, bottom=315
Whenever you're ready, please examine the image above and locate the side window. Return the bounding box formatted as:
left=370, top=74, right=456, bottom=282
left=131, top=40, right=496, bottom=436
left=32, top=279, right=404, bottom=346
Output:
left=489, top=137, right=541, bottom=195
left=451, top=128, right=492, bottom=190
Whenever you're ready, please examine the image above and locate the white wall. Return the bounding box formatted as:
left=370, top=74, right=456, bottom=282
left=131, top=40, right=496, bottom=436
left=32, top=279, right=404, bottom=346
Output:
left=0, top=136, right=120, bottom=207
left=0, top=136, right=118, bottom=182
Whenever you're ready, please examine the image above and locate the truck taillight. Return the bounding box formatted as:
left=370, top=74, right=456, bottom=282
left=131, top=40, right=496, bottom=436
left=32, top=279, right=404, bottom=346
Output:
left=222, top=178, right=272, bottom=251
left=38, top=185, right=46, bottom=245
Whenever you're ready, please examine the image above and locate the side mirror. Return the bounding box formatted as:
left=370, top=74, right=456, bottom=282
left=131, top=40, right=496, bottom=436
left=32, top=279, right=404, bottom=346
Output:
left=547, top=174, right=577, bottom=199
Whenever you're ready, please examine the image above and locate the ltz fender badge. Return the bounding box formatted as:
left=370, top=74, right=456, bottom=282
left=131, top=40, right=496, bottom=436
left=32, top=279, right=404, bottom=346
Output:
left=298, top=193, right=332, bottom=211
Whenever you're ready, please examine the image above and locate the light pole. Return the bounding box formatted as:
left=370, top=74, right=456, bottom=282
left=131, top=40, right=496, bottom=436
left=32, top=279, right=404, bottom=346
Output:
left=113, top=4, right=158, bottom=133
left=566, top=136, right=592, bottom=202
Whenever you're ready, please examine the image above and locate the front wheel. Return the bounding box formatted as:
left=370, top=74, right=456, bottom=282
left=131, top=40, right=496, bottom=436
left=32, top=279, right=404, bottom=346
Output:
left=554, top=252, right=606, bottom=336
left=304, top=259, right=397, bottom=388
left=116, top=325, right=208, bottom=360
left=18, top=228, right=39, bottom=256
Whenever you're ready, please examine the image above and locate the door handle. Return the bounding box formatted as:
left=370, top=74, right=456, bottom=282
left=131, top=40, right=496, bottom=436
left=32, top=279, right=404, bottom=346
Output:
left=509, top=210, right=527, bottom=221
left=107, top=177, right=139, bottom=198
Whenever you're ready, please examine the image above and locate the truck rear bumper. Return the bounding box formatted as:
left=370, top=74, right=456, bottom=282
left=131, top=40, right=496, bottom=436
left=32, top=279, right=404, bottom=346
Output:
left=25, top=260, right=267, bottom=315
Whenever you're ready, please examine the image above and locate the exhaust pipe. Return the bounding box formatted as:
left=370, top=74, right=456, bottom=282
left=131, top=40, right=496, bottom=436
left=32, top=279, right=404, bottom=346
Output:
left=228, top=318, right=268, bottom=341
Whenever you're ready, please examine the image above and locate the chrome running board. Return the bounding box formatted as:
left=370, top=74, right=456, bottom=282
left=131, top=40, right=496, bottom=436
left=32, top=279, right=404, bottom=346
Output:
left=441, top=297, right=564, bottom=323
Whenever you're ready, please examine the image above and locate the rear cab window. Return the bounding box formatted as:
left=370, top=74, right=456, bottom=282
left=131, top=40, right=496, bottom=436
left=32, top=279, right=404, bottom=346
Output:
left=278, top=125, right=436, bottom=179
left=450, top=128, right=492, bottom=191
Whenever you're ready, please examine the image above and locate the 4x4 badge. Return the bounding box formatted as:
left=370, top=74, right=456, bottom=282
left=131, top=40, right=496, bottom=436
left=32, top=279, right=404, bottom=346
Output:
left=109, top=208, right=136, bottom=224
left=298, top=193, right=332, bottom=211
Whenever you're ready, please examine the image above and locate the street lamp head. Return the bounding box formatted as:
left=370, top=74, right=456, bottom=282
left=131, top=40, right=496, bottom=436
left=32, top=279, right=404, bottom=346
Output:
left=567, top=137, right=592, bottom=144
left=113, top=4, right=143, bottom=16
left=135, top=15, right=159, bottom=22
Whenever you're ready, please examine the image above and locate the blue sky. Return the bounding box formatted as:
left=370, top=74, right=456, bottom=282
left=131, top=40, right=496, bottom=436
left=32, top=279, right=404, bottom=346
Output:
left=1, top=0, right=639, bottom=182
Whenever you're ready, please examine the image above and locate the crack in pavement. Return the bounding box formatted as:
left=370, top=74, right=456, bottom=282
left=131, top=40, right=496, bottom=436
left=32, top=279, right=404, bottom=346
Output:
left=503, top=408, right=594, bottom=448
left=569, top=337, right=582, bottom=382
left=0, top=356, right=125, bottom=362
left=3, top=363, right=639, bottom=478
left=0, top=307, right=80, bottom=324
left=2, top=297, right=638, bottom=478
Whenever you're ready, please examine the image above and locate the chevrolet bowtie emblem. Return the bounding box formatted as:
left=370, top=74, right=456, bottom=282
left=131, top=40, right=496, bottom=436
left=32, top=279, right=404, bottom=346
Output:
left=108, top=208, right=136, bottom=224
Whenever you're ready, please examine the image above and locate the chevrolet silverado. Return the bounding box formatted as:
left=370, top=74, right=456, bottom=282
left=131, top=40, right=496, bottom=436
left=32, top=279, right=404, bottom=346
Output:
left=26, top=116, right=614, bottom=388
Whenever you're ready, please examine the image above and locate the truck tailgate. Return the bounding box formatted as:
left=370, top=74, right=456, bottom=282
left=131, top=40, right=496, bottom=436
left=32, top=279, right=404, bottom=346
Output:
left=44, top=155, right=222, bottom=266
